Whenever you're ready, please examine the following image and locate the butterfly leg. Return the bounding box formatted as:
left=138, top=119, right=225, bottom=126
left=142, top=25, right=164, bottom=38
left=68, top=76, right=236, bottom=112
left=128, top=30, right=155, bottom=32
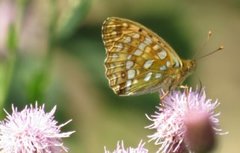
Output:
left=179, top=85, right=189, bottom=90
left=160, top=90, right=169, bottom=100
left=179, top=85, right=189, bottom=95
left=159, top=84, right=173, bottom=100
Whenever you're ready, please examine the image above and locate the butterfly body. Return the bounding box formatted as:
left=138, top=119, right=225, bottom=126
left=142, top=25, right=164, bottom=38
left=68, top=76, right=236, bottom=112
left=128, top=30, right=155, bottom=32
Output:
left=102, top=17, right=196, bottom=96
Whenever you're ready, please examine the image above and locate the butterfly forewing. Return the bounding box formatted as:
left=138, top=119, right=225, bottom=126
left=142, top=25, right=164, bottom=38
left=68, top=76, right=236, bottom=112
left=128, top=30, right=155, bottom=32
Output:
left=102, top=17, right=184, bottom=96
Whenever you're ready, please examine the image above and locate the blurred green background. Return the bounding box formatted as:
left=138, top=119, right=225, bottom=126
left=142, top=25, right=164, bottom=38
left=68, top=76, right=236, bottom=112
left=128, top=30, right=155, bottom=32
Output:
left=0, top=0, right=239, bottom=152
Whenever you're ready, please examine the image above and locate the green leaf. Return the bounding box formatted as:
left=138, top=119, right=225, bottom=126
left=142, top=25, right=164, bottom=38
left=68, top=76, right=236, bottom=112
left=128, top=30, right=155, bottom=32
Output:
left=0, top=24, right=17, bottom=111
left=7, top=24, right=18, bottom=51
left=54, top=0, right=91, bottom=41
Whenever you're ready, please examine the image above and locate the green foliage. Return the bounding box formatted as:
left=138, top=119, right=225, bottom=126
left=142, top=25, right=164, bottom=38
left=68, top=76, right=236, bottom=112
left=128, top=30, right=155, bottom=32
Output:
left=0, top=24, right=17, bottom=112
left=54, top=0, right=91, bottom=41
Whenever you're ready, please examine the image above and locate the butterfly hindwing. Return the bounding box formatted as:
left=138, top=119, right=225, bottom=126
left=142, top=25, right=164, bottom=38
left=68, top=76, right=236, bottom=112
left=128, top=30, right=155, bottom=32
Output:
left=102, top=17, right=184, bottom=96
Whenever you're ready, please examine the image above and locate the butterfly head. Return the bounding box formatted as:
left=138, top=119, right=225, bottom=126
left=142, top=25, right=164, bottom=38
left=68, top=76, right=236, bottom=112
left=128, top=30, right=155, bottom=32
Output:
left=182, top=59, right=197, bottom=76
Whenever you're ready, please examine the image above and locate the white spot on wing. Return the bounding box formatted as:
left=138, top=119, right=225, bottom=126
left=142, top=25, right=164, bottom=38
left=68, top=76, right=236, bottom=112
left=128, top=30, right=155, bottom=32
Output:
left=126, top=61, right=134, bottom=69
left=126, top=80, right=132, bottom=87
left=144, top=72, right=153, bottom=82
left=122, top=23, right=128, bottom=27
left=132, top=33, right=140, bottom=39
left=133, top=79, right=138, bottom=84
left=127, top=55, right=132, bottom=59
left=160, top=65, right=167, bottom=71
left=174, top=58, right=180, bottom=68
left=112, top=74, right=117, bottom=79
left=153, top=44, right=160, bottom=50
left=158, top=50, right=167, bottom=60
left=166, top=61, right=171, bottom=67
left=127, top=69, right=136, bottom=79
left=155, top=73, right=162, bottom=78
left=111, top=31, right=117, bottom=35
left=123, top=36, right=131, bottom=43
left=144, top=36, right=152, bottom=45
left=134, top=49, right=143, bottom=56
left=115, top=43, right=123, bottom=52
left=143, top=60, right=154, bottom=69
left=112, top=53, right=118, bottom=59
left=138, top=43, right=146, bottom=50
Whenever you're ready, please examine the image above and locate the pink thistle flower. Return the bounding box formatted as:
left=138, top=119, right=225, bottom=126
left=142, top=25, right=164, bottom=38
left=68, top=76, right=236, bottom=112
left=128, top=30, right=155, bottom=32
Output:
left=0, top=103, right=75, bottom=153
left=146, top=87, right=225, bottom=153
left=104, top=140, right=148, bottom=153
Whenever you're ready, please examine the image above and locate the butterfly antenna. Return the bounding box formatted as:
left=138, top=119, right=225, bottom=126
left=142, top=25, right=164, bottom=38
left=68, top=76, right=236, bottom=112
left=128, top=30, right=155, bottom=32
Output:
left=196, top=45, right=224, bottom=60
left=193, top=30, right=213, bottom=59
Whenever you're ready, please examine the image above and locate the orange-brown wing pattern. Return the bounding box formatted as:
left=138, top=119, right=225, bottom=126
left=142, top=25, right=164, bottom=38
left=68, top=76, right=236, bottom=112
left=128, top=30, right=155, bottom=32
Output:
left=102, top=17, right=183, bottom=96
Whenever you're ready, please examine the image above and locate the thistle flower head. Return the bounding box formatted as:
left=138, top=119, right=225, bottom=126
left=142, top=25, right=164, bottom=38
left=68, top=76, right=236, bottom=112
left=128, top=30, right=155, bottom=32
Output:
left=0, top=103, right=75, bottom=153
left=146, top=87, right=224, bottom=153
left=104, top=140, right=148, bottom=153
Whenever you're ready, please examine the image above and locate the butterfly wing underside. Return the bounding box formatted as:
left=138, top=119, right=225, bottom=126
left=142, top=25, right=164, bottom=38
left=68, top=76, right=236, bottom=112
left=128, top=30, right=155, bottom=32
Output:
left=102, top=17, right=183, bottom=96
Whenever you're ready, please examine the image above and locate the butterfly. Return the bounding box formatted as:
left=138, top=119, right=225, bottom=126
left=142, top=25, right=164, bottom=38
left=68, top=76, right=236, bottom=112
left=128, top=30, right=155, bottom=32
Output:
left=102, top=17, right=196, bottom=96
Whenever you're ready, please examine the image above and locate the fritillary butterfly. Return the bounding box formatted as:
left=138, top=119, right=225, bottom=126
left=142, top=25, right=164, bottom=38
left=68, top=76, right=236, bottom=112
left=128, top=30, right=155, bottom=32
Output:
left=102, top=17, right=196, bottom=96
